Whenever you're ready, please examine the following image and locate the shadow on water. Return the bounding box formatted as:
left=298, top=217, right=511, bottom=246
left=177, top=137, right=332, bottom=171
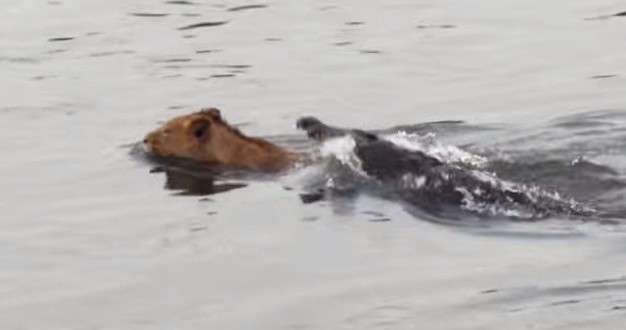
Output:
left=129, top=142, right=250, bottom=196
left=151, top=167, right=247, bottom=196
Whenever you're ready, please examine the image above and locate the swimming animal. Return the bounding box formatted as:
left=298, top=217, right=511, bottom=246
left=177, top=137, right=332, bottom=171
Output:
left=144, top=108, right=588, bottom=218
left=143, top=108, right=299, bottom=171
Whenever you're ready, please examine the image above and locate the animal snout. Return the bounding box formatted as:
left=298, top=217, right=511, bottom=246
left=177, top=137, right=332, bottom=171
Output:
left=297, top=116, right=330, bottom=141
left=143, top=132, right=158, bottom=145
left=142, top=132, right=160, bottom=154
left=296, top=116, right=322, bottom=130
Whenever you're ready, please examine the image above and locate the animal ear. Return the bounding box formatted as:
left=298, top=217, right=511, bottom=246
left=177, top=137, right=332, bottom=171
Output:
left=189, top=118, right=211, bottom=140
left=200, top=107, right=222, bottom=120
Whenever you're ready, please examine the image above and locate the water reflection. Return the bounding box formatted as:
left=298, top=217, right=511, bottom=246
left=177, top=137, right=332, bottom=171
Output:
left=152, top=167, right=247, bottom=196
left=133, top=143, right=249, bottom=196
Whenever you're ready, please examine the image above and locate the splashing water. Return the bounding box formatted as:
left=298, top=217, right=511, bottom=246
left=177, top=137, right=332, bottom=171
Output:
left=311, top=132, right=591, bottom=220
left=318, top=135, right=366, bottom=176
left=384, top=131, right=488, bottom=167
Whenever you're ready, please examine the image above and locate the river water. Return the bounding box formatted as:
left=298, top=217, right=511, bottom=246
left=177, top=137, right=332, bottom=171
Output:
left=2, top=0, right=626, bottom=329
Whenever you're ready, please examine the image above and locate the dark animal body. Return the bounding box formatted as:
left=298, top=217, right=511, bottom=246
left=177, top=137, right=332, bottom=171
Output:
left=296, top=117, right=587, bottom=218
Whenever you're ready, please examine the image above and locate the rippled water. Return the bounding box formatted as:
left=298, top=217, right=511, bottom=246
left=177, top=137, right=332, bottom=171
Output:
left=2, top=0, right=626, bottom=329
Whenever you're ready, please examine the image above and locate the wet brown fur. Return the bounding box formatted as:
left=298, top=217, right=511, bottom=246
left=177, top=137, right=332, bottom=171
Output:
left=144, top=108, right=300, bottom=171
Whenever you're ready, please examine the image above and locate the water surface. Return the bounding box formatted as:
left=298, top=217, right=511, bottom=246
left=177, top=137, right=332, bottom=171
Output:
left=2, top=0, right=626, bottom=329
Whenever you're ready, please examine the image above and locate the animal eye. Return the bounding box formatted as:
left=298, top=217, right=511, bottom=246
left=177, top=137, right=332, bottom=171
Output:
left=191, top=119, right=210, bottom=139
left=193, top=125, right=206, bottom=138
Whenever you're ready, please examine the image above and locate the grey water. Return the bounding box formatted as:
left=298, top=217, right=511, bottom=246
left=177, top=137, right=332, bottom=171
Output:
left=2, top=0, right=626, bottom=329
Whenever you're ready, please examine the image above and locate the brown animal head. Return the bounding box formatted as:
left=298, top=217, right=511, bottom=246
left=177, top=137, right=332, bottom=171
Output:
left=144, top=108, right=298, bottom=171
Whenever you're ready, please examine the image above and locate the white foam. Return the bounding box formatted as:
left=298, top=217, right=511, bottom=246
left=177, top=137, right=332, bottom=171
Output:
left=319, top=136, right=367, bottom=177
left=383, top=131, right=488, bottom=167
left=400, top=173, right=427, bottom=190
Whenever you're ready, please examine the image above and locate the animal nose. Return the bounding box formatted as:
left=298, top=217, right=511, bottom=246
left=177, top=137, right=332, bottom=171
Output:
left=143, top=132, right=155, bottom=144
